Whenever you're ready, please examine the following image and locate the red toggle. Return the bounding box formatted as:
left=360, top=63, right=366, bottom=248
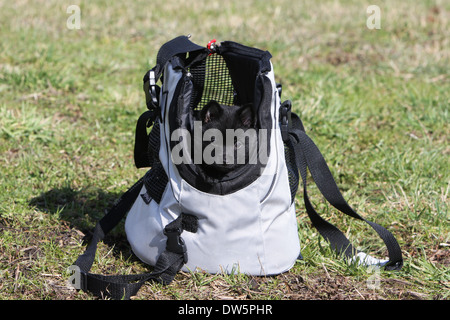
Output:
left=207, top=39, right=217, bottom=55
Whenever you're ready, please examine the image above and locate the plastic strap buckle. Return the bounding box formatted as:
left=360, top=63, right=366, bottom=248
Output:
left=280, top=100, right=292, bottom=142
left=163, top=227, right=188, bottom=264
left=78, top=269, right=88, bottom=291
left=143, top=69, right=160, bottom=111
left=148, top=70, right=159, bottom=108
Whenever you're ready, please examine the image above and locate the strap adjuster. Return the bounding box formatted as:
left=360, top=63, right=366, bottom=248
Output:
left=207, top=39, right=217, bottom=55
left=280, top=100, right=292, bottom=142
left=148, top=70, right=158, bottom=108
left=76, top=269, right=88, bottom=291
left=163, top=227, right=188, bottom=264
left=143, top=69, right=160, bottom=110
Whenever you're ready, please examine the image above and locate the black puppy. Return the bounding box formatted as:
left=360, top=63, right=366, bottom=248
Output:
left=199, top=100, right=256, bottom=176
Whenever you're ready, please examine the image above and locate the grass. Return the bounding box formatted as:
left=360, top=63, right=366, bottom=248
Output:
left=0, top=0, right=448, bottom=300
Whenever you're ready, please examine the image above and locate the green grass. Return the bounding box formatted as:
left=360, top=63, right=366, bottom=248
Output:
left=0, top=0, right=448, bottom=300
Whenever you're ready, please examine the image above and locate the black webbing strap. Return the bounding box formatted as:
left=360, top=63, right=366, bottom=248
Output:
left=134, top=110, right=158, bottom=168
left=289, top=112, right=403, bottom=270
left=72, top=177, right=197, bottom=299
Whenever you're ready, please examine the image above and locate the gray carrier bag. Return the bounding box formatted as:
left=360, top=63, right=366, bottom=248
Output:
left=72, top=36, right=403, bottom=299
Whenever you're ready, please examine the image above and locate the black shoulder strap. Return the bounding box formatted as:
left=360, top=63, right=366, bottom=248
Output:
left=71, top=177, right=195, bottom=299
left=288, top=112, right=403, bottom=270
left=71, top=178, right=153, bottom=299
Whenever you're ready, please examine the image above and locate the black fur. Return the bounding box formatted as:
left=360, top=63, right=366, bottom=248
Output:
left=199, top=100, right=255, bottom=175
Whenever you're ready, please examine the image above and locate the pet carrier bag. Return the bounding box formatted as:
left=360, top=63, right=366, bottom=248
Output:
left=71, top=36, right=403, bottom=299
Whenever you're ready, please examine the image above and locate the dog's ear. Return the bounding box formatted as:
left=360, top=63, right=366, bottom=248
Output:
left=238, top=103, right=255, bottom=127
left=202, top=100, right=222, bottom=123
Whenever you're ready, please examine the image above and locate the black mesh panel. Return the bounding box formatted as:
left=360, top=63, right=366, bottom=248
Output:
left=148, top=120, right=161, bottom=165
left=197, top=54, right=236, bottom=109
left=143, top=162, right=168, bottom=204
left=143, top=120, right=168, bottom=204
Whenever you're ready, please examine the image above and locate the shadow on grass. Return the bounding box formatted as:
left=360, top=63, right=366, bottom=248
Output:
left=29, top=186, right=140, bottom=262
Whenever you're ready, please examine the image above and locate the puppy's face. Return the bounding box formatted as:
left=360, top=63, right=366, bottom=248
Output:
left=200, top=100, right=255, bottom=174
